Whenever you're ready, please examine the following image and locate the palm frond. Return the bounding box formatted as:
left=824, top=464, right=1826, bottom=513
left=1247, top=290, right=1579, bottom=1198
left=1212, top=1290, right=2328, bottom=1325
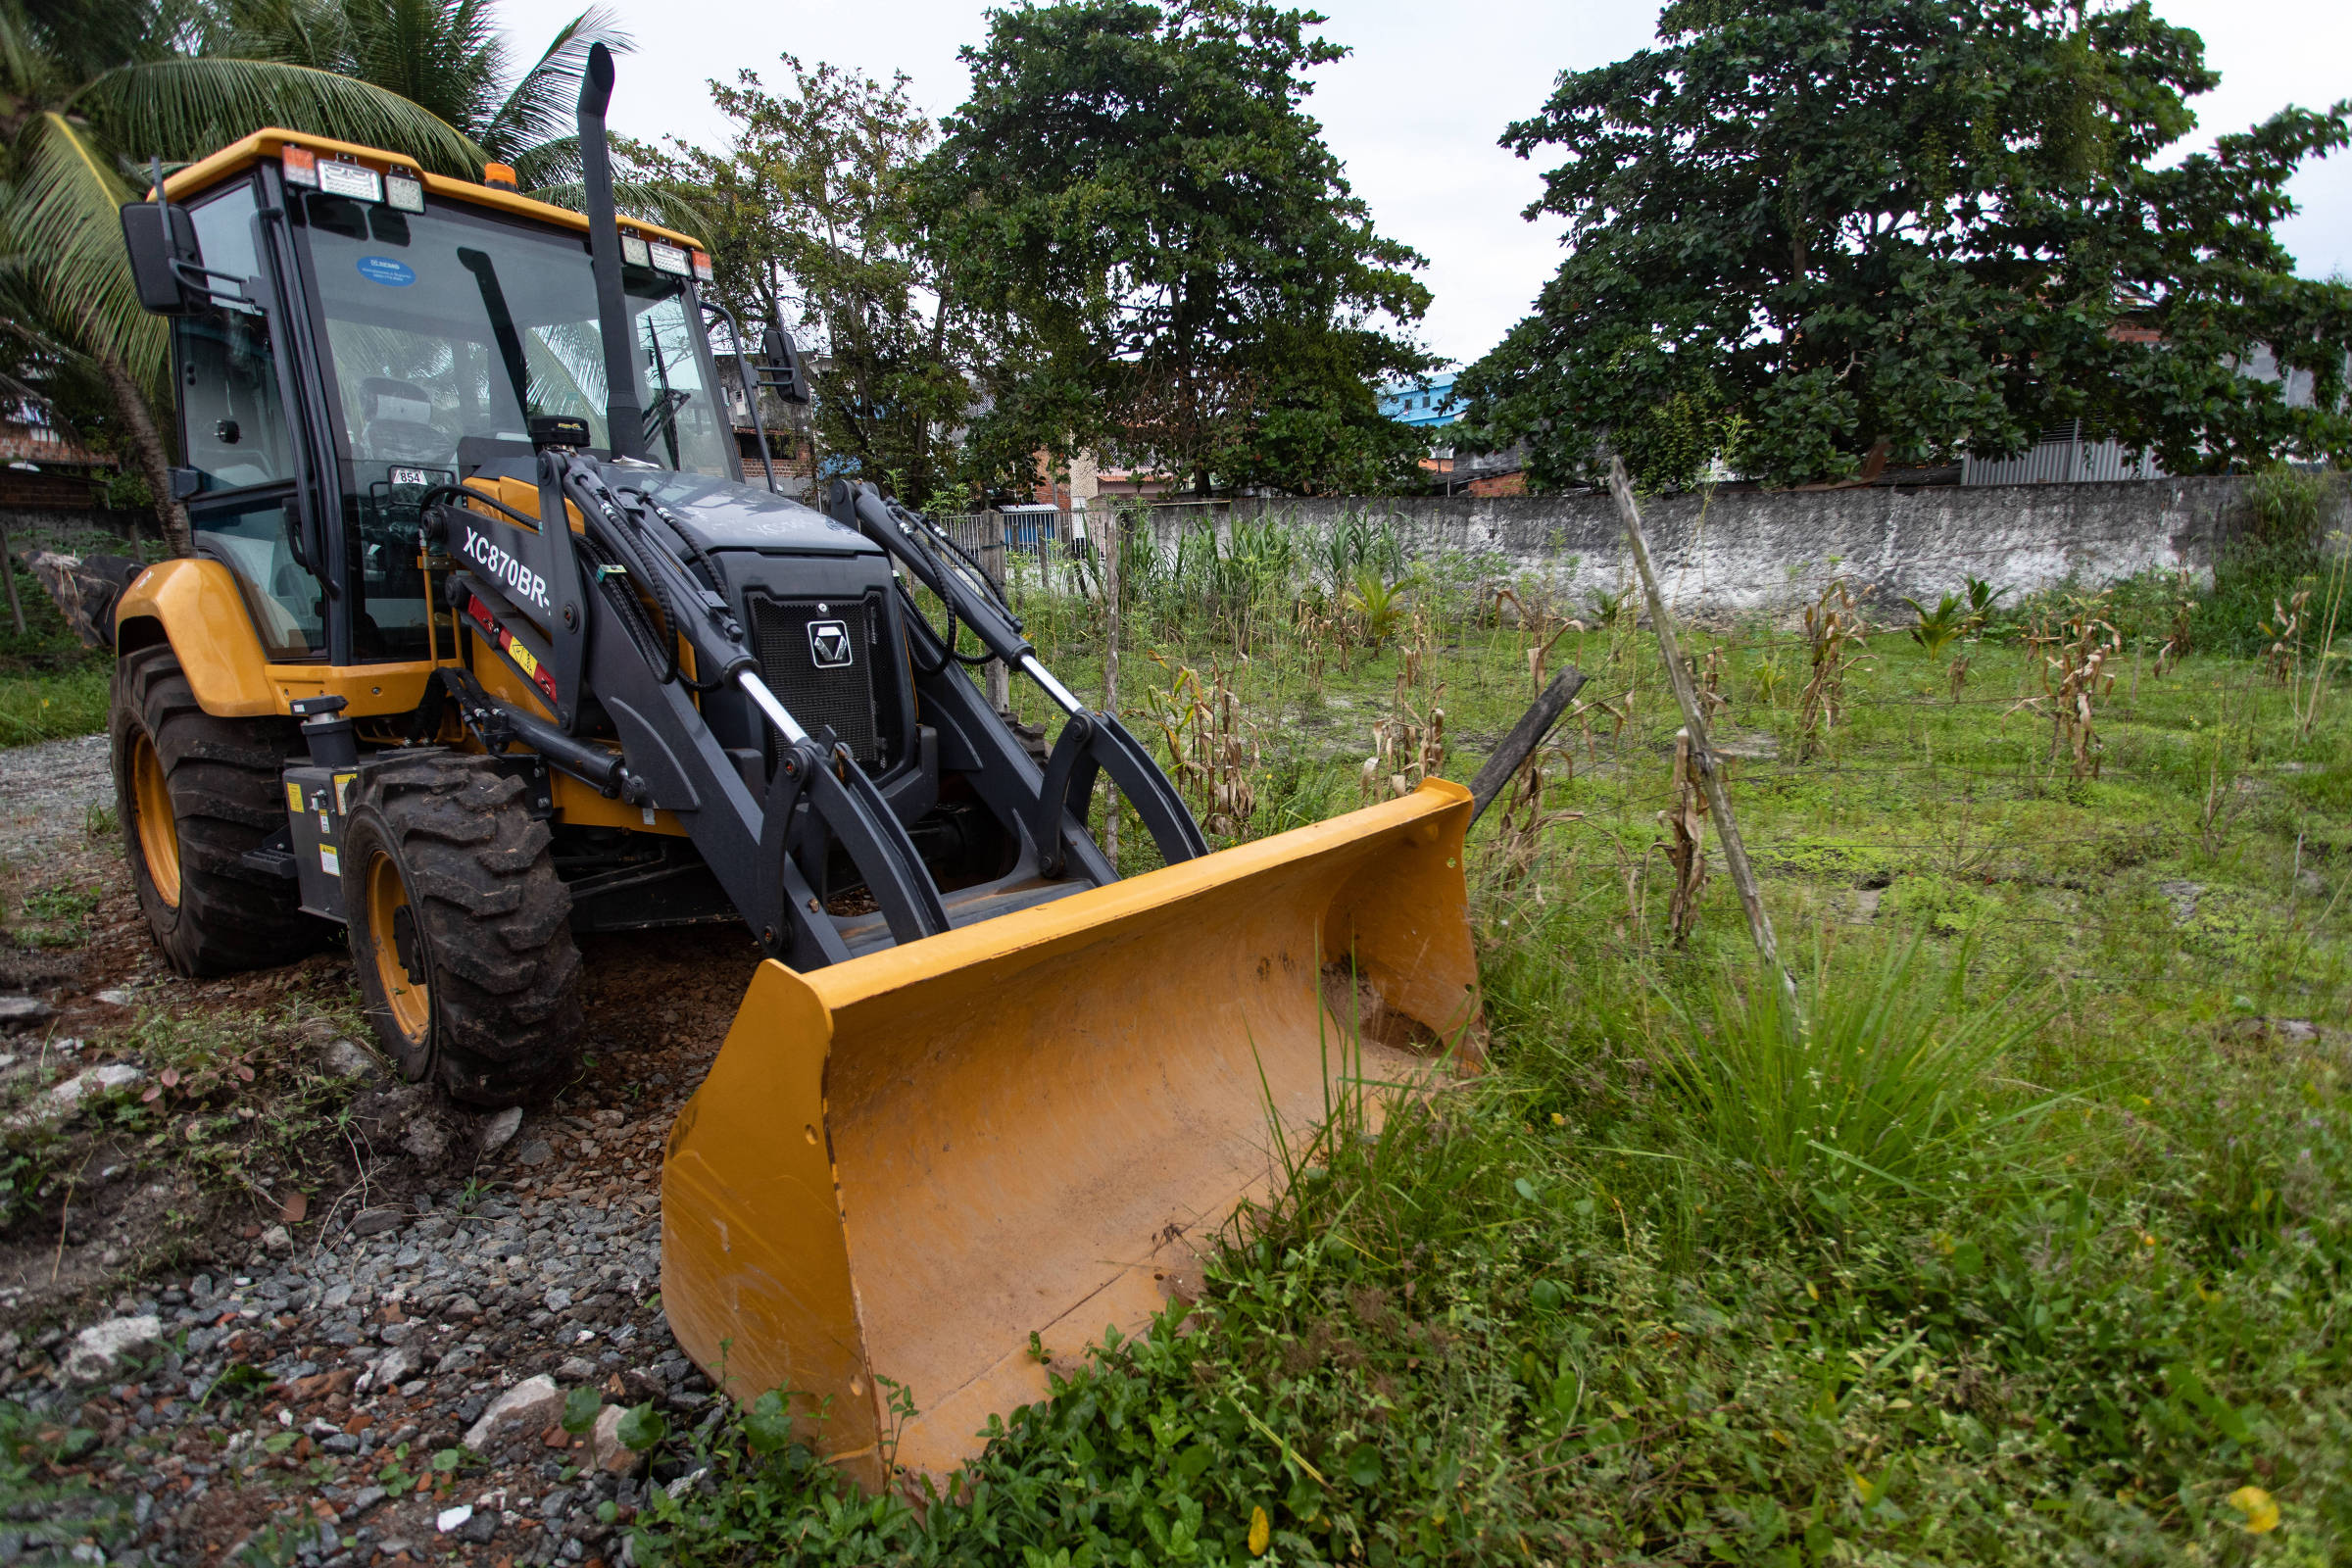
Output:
left=3, top=111, right=170, bottom=392
left=479, top=5, right=630, bottom=165
left=0, top=4, right=64, bottom=107
left=508, top=131, right=579, bottom=190
left=345, top=0, right=501, bottom=136
left=522, top=175, right=710, bottom=236
left=78, top=54, right=485, bottom=172
left=204, top=0, right=353, bottom=72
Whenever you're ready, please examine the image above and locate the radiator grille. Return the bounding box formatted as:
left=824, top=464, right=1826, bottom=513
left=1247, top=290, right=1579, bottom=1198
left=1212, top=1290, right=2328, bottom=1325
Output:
left=749, top=595, right=884, bottom=766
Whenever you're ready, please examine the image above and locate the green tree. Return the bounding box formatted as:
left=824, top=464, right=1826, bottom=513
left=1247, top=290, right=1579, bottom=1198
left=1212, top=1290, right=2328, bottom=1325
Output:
left=0, top=0, right=480, bottom=548
left=1454, top=0, right=2352, bottom=490
left=645, top=58, right=977, bottom=506
left=924, top=0, right=1433, bottom=498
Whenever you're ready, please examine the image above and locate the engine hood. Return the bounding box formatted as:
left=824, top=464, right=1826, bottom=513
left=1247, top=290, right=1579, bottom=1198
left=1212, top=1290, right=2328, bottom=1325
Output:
left=612, top=467, right=881, bottom=559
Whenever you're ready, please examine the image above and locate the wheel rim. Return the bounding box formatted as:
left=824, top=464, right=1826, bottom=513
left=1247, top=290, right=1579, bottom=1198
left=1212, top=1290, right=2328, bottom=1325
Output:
left=365, top=850, right=432, bottom=1046
left=128, top=731, right=181, bottom=907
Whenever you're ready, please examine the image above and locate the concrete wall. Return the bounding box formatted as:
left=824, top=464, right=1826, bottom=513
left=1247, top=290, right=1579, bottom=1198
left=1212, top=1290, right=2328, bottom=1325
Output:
left=0, top=507, right=163, bottom=558
left=1136, top=476, right=2287, bottom=617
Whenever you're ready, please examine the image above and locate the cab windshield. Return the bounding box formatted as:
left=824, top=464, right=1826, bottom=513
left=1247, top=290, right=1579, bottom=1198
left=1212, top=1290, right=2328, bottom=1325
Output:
left=298, top=192, right=732, bottom=479
left=294, top=190, right=733, bottom=658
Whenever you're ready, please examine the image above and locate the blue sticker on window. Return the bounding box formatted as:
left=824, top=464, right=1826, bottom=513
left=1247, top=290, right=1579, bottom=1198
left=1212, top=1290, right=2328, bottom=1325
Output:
left=357, top=256, right=415, bottom=286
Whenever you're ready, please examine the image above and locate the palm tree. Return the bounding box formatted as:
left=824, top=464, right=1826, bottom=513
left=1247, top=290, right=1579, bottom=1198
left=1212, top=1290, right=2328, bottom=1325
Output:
left=212, top=0, right=632, bottom=190
left=0, top=0, right=481, bottom=550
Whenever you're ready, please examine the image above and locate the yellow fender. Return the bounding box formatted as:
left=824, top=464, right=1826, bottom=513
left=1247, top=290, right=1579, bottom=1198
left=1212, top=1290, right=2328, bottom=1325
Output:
left=662, top=779, right=1481, bottom=1487
left=115, top=559, right=439, bottom=719
left=115, top=559, right=281, bottom=716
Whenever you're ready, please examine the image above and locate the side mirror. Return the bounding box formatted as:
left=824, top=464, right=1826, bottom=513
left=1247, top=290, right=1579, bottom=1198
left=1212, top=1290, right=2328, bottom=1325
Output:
left=120, top=201, right=203, bottom=315
left=758, top=323, right=811, bottom=405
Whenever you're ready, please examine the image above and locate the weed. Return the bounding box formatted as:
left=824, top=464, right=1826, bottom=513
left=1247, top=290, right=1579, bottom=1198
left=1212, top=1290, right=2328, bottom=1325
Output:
left=1902, top=591, right=1969, bottom=662
left=16, top=880, right=100, bottom=947
left=1342, top=565, right=1411, bottom=649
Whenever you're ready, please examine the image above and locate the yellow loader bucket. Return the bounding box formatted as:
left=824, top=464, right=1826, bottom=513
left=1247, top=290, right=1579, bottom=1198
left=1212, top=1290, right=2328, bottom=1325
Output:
left=661, top=778, right=1480, bottom=1487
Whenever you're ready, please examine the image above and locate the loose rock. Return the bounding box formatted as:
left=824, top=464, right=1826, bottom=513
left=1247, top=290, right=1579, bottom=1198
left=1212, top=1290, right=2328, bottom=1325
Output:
left=480, top=1104, right=524, bottom=1154
left=0, top=994, right=54, bottom=1030
left=403, top=1118, right=450, bottom=1161
left=63, top=1314, right=164, bottom=1383
left=590, top=1403, right=642, bottom=1475
left=464, top=1374, right=564, bottom=1451
left=318, top=1037, right=380, bottom=1079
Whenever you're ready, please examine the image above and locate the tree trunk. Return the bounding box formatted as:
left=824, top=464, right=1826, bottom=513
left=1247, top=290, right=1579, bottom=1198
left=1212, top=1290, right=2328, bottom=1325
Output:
left=97, top=347, right=190, bottom=558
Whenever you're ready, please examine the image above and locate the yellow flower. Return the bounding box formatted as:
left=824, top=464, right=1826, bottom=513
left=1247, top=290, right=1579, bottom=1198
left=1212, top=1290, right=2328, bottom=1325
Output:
left=2230, top=1486, right=2280, bottom=1534
left=1249, top=1504, right=1271, bottom=1556
left=1549, top=1112, right=1565, bottom=1126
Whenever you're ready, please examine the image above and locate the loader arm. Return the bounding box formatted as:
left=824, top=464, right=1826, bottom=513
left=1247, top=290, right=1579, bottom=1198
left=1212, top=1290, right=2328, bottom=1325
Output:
left=829, top=479, right=1209, bottom=874
left=428, top=450, right=958, bottom=967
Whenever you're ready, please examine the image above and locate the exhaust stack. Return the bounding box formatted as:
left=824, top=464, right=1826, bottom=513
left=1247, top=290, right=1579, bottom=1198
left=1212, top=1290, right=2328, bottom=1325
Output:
left=575, top=42, right=646, bottom=463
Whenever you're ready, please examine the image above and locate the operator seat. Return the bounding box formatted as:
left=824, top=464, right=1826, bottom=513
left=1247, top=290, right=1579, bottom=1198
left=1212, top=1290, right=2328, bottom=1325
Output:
left=356, top=377, right=452, bottom=466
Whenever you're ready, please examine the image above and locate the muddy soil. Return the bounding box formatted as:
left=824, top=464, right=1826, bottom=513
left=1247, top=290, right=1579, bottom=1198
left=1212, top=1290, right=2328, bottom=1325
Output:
left=0, top=735, right=769, bottom=1566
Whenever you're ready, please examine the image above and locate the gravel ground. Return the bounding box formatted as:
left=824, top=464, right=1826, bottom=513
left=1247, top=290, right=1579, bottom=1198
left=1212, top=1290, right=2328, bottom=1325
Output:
left=0, top=734, right=111, bottom=863
left=9, top=1022, right=741, bottom=1566
left=0, top=726, right=766, bottom=1568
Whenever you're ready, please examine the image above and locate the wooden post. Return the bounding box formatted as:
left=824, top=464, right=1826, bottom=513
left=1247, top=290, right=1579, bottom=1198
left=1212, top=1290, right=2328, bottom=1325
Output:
left=1101, top=503, right=1122, bottom=864
left=1607, top=458, right=1797, bottom=1017
left=1467, top=664, right=1589, bottom=826
left=0, top=518, right=22, bottom=636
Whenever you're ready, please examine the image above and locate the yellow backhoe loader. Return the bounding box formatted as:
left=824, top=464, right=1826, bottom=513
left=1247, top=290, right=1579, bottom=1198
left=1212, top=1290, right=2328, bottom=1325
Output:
left=98, top=47, right=1480, bottom=1480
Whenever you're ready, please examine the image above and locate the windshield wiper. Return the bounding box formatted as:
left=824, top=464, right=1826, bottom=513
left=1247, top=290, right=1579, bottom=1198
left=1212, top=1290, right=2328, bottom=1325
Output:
left=643, top=387, right=692, bottom=449
left=458, top=247, right=535, bottom=426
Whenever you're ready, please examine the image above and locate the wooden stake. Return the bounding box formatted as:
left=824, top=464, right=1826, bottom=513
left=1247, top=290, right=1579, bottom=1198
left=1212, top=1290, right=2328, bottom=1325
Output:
left=1607, top=458, right=1798, bottom=1018
left=1101, top=502, right=1122, bottom=865
left=1467, top=664, right=1589, bottom=826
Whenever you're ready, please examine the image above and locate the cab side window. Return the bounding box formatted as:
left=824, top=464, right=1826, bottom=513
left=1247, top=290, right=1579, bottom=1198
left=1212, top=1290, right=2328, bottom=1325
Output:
left=172, top=179, right=323, bottom=657
left=177, top=185, right=297, bottom=490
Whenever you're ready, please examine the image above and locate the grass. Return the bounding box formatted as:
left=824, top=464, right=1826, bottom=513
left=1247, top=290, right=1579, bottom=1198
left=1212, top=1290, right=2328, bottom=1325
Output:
left=610, top=512, right=2352, bottom=1565
left=0, top=545, right=123, bottom=747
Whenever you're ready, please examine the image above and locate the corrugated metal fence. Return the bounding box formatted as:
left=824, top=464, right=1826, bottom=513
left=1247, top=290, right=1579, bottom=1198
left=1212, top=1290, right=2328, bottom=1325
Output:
left=1962, top=421, right=2165, bottom=486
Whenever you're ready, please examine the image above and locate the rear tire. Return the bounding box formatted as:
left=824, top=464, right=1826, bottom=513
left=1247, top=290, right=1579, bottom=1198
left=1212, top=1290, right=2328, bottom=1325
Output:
left=112, top=644, right=323, bottom=975
left=344, top=753, right=583, bottom=1106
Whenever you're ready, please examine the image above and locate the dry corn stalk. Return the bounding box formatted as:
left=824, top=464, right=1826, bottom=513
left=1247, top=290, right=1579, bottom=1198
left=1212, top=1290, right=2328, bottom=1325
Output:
left=1656, top=727, right=1709, bottom=945
left=1401, top=607, right=1440, bottom=691
left=2261, top=589, right=2310, bottom=686
left=1796, top=578, right=1867, bottom=758
left=2012, top=595, right=2121, bottom=777
left=1360, top=678, right=1446, bottom=802
left=2155, top=573, right=2196, bottom=676
left=1494, top=585, right=1584, bottom=694
left=1144, top=654, right=1260, bottom=834
left=1490, top=741, right=1584, bottom=885
left=1293, top=594, right=1342, bottom=679
left=1695, top=645, right=1730, bottom=717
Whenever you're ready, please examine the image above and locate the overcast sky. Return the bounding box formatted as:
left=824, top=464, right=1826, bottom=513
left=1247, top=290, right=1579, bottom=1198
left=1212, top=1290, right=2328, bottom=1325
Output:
left=504, top=0, right=2352, bottom=368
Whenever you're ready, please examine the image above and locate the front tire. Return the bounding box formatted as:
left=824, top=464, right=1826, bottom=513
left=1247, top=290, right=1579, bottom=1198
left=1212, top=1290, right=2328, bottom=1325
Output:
left=344, top=753, right=583, bottom=1106
left=112, top=644, right=323, bottom=975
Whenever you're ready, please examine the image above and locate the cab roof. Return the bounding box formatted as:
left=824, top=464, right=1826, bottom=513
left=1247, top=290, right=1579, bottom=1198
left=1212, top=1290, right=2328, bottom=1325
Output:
left=158, top=128, right=709, bottom=256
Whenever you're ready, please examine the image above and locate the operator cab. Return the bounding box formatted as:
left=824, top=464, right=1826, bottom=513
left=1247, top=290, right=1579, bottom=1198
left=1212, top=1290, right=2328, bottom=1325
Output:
left=157, top=132, right=759, bottom=666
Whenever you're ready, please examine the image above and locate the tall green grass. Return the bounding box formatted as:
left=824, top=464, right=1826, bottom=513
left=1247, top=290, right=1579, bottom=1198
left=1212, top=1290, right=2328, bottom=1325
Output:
left=1646, top=942, right=2058, bottom=1222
